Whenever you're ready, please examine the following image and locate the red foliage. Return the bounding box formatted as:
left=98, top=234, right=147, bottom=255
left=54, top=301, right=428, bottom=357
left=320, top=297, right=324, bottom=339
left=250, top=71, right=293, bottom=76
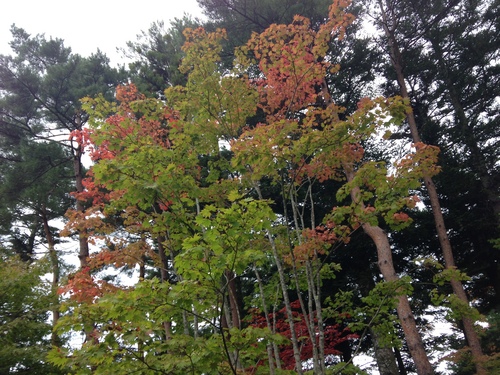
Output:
left=250, top=300, right=356, bottom=370
left=115, top=84, right=145, bottom=103
left=59, top=267, right=118, bottom=304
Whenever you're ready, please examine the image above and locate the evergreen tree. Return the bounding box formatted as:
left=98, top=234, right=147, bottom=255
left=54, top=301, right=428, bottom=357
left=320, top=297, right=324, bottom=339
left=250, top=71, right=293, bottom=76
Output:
left=123, top=16, right=202, bottom=96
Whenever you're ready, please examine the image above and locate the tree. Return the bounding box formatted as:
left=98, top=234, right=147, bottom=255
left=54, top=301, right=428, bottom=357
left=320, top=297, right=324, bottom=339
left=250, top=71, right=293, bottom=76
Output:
left=0, top=25, right=126, bottom=351
left=229, top=2, right=442, bottom=371
left=367, top=0, right=498, bottom=372
left=0, top=254, right=64, bottom=374
left=250, top=299, right=356, bottom=371
left=123, top=16, right=202, bottom=96
left=50, top=4, right=451, bottom=375
left=0, top=139, right=73, bottom=345
left=197, top=0, right=332, bottom=52
left=0, top=25, right=125, bottom=273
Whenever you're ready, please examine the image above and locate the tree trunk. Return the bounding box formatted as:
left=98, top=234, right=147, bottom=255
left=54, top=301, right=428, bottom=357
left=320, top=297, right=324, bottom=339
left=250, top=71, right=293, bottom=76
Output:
left=377, top=1, right=485, bottom=373
left=157, top=236, right=173, bottom=340
left=362, top=222, right=434, bottom=375
left=254, top=265, right=279, bottom=373
left=72, top=116, right=89, bottom=269
left=359, top=265, right=400, bottom=375
left=394, top=347, right=408, bottom=375
left=345, top=165, right=434, bottom=375
left=71, top=118, right=95, bottom=346
left=372, top=329, right=401, bottom=375
left=41, top=206, right=61, bottom=347
left=225, top=269, right=241, bottom=329
left=255, top=183, right=304, bottom=375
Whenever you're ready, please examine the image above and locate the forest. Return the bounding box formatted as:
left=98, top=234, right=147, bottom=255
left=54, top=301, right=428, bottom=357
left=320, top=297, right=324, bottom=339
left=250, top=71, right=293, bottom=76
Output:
left=0, top=0, right=498, bottom=374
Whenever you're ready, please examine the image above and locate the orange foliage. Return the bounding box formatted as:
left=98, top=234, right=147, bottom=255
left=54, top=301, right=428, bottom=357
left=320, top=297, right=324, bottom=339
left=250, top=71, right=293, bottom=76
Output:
left=59, top=267, right=118, bottom=304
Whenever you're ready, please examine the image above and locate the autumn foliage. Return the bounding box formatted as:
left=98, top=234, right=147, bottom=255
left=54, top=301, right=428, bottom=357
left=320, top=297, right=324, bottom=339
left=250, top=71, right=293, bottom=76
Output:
left=51, top=1, right=444, bottom=374
left=250, top=300, right=357, bottom=370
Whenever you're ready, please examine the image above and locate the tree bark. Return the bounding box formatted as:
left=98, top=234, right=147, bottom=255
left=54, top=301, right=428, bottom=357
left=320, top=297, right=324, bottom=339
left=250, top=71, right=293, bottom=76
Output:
left=254, top=265, right=280, bottom=373
left=377, top=1, right=485, bottom=373
left=73, top=115, right=89, bottom=269
left=372, top=329, right=401, bottom=375
left=361, top=221, right=434, bottom=375
left=41, top=206, right=61, bottom=347
left=225, top=270, right=241, bottom=330
left=345, top=165, right=434, bottom=375
left=157, top=236, right=173, bottom=340
left=359, top=265, right=400, bottom=375
left=254, top=183, right=304, bottom=375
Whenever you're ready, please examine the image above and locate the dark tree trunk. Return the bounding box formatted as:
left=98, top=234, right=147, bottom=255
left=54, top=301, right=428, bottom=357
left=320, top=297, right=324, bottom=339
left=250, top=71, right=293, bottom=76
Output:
left=41, top=206, right=61, bottom=347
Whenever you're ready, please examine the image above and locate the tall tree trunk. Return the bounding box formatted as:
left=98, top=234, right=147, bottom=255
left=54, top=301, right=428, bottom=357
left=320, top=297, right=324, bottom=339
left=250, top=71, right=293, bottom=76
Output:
left=71, top=114, right=94, bottom=346
left=377, top=1, right=485, bottom=373
left=363, top=223, right=434, bottom=375
left=423, top=26, right=500, bottom=304
left=157, top=236, right=173, bottom=340
left=321, top=60, right=433, bottom=373
left=345, top=165, right=435, bottom=375
left=287, top=182, right=323, bottom=373
left=72, top=116, right=89, bottom=269
left=254, top=265, right=280, bottom=373
left=41, top=206, right=61, bottom=347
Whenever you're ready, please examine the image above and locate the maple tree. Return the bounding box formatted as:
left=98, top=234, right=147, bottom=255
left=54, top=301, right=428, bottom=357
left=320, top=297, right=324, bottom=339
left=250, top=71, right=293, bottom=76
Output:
left=47, top=2, right=480, bottom=375
left=0, top=255, right=65, bottom=374
left=250, top=299, right=357, bottom=371
left=229, top=2, right=440, bottom=373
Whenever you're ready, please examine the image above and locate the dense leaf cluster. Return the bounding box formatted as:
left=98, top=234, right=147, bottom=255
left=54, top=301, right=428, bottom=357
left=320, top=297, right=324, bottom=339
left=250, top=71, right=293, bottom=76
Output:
left=0, top=1, right=498, bottom=374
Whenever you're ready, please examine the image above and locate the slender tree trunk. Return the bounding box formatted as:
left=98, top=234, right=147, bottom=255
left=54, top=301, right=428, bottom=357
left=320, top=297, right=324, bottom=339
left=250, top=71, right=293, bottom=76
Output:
left=71, top=115, right=95, bottom=347
left=426, top=33, right=500, bottom=306
left=72, top=115, right=89, bottom=268
left=286, top=183, right=323, bottom=373
left=225, top=269, right=241, bottom=329
left=376, top=2, right=486, bottom=372
left=157, top=236, right=169, bottom=282
left=74, top=149, right=89, bottom=267
left=394, top=347, right=408, bottom=375
left=157, top=236, right=173, bottom=340
left=138, top=255, right=146, bottom=359
left=41, top=206, right=61, bottom=347
left=255, top=183, right=304, bottom=375
left=254, top=265, right=279, bottom=373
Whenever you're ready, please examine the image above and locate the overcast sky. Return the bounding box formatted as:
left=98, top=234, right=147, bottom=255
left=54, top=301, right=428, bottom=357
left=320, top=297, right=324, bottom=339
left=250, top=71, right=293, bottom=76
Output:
left=0, top=0, right=204, bottom=65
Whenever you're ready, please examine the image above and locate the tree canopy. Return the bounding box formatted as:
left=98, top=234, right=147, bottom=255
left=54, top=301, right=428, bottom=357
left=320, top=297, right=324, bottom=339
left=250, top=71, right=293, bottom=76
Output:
left=0, top=1, right=498, bottom=374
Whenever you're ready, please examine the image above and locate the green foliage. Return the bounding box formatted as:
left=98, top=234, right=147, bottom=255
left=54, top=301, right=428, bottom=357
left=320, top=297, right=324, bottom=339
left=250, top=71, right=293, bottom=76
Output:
left=325, top=278, right=412, bottom=350
left=179, top=195, right=274, bottom=279
left=0, top=256, right=63, bottom=374
left=52, top=278, right=289, bottom=374
left=46, top=1, right=493, bottom=373
left=425, top=262, right=483, bottom=323
left=0, top=140, right=73, bottom=259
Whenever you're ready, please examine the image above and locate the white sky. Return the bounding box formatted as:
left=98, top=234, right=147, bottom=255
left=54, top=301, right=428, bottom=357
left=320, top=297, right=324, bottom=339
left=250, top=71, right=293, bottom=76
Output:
left=0, top=0, right=204, bottom=65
